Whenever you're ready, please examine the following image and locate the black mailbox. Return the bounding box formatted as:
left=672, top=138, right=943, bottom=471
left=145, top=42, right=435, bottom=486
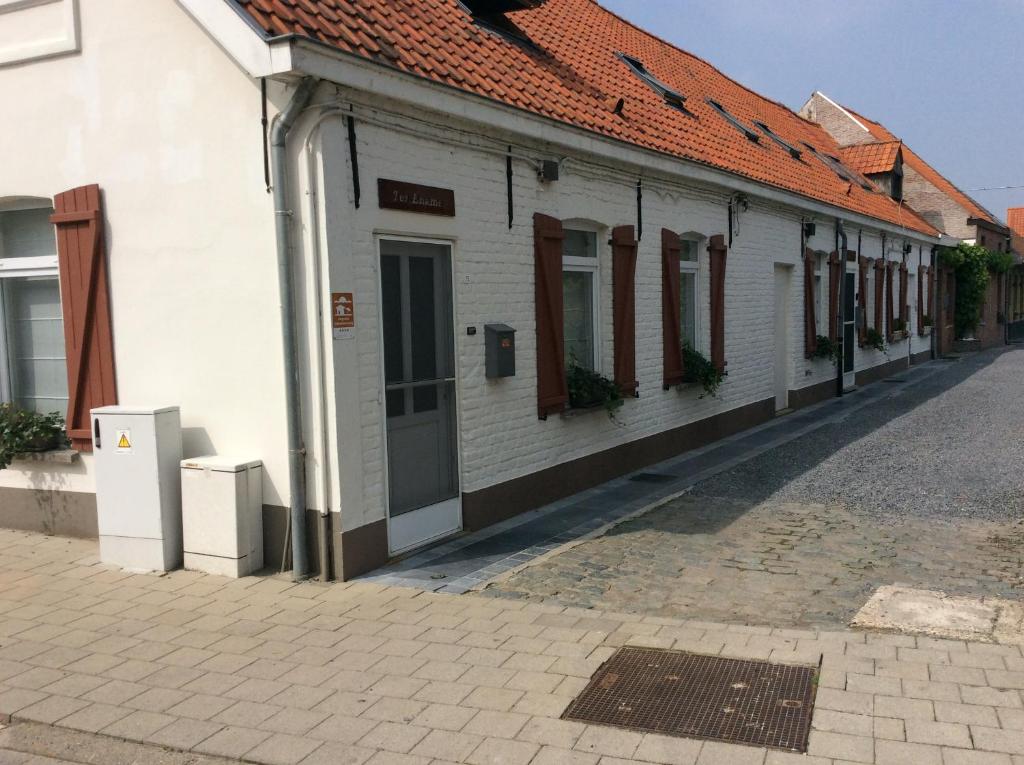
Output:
left=485, top=324, right=516, bottom=378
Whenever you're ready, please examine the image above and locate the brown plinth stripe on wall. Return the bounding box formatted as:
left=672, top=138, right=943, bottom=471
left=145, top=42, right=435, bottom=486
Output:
left=855, top=356, right=909, bottom=387
left=338, top=518, right=388, bottom=581
left=911, top=349, right=932, bottom=366
left=462, top=397, right=774, bottom=531
left=788, top=378, right=835, bottom=411
left=0, top=487, right=97, bottom=538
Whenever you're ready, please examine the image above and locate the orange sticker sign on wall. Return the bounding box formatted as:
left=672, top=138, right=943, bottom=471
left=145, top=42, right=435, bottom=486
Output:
left=332, top=292, right=355, bottom=339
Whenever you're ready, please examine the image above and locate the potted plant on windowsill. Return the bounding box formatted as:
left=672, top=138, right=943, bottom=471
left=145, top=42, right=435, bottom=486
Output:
left=812, top=335, right=840, bottom=363
left=565, top=360, right=623, bottom=418
left=864, top=327, right=887, bottom=353
left=891, top=319, right=907, bottom=341
left=0, top=405, right=68, bottom=471
left=681, top=344, right=725, bottom=398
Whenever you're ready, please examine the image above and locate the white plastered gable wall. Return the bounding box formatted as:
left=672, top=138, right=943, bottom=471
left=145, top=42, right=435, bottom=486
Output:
left=0, top=0, right=293, bottom=506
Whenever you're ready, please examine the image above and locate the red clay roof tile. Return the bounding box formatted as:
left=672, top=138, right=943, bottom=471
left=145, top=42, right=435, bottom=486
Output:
left=233, top=0, right=938, bottom=236
left=839, top=141, right=901, bottom=176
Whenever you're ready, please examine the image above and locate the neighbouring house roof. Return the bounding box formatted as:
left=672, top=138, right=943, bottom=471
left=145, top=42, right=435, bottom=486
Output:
left=232, top=0, right=939, bottom=237
left=839, top=141, right=901, bottom=176
left=840, top=104, right=1000, bottom=228
left=1008, top=207, right=1024, bottom=256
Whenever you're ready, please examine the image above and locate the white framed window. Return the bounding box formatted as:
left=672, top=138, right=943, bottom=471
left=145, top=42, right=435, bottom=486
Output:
left=813, top=254, right=825, bottom=332
left=680, top=239, right=700, bottom=349
left=562, top=228, right=600, bottom=370
left=0, top=204, right=68, bottom=414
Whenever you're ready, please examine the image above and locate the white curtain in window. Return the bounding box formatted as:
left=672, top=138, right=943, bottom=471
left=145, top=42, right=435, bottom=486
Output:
left=3, top=276, right=68, bottom=414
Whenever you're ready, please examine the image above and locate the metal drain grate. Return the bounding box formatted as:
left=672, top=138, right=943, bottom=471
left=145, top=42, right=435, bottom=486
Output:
left=629, top=472, right=677, bottom=483
left=564, top=647, right=817, bottom=752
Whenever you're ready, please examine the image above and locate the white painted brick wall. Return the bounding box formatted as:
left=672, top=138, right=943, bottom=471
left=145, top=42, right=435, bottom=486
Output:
left=316, top=102, right=935, bottom=531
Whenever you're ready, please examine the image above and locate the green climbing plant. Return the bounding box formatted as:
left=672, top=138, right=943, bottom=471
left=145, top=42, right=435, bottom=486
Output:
left=940, top=243, right=1015, bottom=339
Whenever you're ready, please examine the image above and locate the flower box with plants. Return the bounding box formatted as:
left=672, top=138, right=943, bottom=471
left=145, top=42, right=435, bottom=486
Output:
left=864, top=327, right=886, bottom=353
left=565, top=360, right=623, bottom=418
left=812, top=335, right=840, bottom=363
left=891, top=319, right=907, bottom=341
left=0, top=404, right=69, bottom=471
left=680, top=344, right=725, bottom=398
left=920, top=315, right=933, bottom=335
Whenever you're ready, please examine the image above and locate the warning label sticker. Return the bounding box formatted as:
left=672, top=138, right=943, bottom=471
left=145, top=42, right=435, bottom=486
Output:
left=115, top=429, right=132, bottom=454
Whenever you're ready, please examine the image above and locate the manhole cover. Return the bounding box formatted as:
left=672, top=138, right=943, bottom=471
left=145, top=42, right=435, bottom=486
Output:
left=563, top=647, right=817, bottom=752
left=629, top=472, right=677, bottom=483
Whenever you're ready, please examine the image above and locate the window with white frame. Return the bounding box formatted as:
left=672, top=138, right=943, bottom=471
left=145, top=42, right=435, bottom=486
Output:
left=0, top=206, right=68, bottom=414
left=813, top=254, right=824, bottom=332
left=680, top=239, right=700, bottom=349
left=562, top=228, right=599, bottom=370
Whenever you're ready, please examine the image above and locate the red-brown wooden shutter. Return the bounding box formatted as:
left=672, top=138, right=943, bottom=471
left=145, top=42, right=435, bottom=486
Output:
left=828, top=251, right=841, bottom=342
left=611, top=225, right=638, bottom=397
left=886, top=262, right=896, bottom=342
left=858, top=256, right=869, bottom=346
left=803, top=248, right=818, bottom=358
left=534, top=213, right=567, bottom=417
left=899, top=262, right=909, bottom=329
left=661, top=229, right=685, bottom=388
left=874, top=259, right=886, bottom=333
left=50, top=185, right=117, bottom=451
left=708, top=234, right=727, bottom=373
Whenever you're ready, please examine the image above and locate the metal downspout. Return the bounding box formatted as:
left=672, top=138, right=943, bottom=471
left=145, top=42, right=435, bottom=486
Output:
left=271, top=76, right=318, bottom=582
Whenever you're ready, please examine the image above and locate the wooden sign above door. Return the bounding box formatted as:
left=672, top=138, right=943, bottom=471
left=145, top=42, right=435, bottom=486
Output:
left=378, top=179, right=455, bottom=217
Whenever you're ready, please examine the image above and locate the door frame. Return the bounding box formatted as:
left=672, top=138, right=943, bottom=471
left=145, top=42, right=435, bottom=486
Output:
left=374, top=234, right=463, bottom=556
left=843, top=262, right=857, bottom=390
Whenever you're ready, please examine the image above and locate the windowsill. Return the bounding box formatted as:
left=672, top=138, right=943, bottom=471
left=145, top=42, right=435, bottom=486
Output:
left=12, top=449, right=80, bottom=465
left=920, top=327, right=933, bottom=336
left=891, top=330, right=908, bottom=342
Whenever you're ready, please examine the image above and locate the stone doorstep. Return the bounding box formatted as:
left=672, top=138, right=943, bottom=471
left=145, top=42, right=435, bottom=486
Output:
left=852, top=585, right=1024, bottom=647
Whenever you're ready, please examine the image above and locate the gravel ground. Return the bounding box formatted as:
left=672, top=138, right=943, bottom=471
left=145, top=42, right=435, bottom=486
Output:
left=692, top=346, right=1024, bottom=521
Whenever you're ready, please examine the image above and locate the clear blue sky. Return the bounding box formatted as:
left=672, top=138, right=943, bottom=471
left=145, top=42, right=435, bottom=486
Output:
left=599, top=0, right=1024, bottom=225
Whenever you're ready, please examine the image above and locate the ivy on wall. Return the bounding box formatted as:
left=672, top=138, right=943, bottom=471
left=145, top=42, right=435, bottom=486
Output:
left=939, top=243, right=1014, bottom=338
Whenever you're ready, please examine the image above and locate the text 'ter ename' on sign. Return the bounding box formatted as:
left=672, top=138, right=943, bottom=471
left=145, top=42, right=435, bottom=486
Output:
left=378, top=179, right=455, bottom=217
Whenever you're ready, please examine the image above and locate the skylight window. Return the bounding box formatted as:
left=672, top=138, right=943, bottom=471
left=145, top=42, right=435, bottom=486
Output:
left=754, top=121, right=802, bottom=159
left=802, top=142, right=874, bottom=191
left=618, top=53, right=688, bottom=112
left=706, top=100, right=760, bottom=143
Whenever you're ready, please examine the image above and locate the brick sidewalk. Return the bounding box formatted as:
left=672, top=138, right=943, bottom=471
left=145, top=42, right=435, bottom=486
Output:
left=1, top=530, right=1022, bottom=765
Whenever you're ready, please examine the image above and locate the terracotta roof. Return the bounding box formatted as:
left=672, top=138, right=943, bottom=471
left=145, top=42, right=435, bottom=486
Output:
left=1009, top=207, right=1024, bottom=255
left=233, top=0, right=938, bottom=237
left=839, top=141, right=901, bottom=176
left=841, top=104, right=998, bottom=226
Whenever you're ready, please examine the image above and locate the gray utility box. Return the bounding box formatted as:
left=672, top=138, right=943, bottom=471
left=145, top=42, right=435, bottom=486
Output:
left=92, top=406, right=183, bottom=572
left=485, top=323, right=516, bottom=378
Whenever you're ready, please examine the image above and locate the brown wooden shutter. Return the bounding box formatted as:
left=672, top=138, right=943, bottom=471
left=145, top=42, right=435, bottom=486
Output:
left=50, top=185, right=117, bottom=451
left=661, top=229, right=685, bottom=388
left=534, top=213, right=567, bottom=418
left=611, top=225, right=638, bottom=397
left=898, top=262, right=909, bottom=328
left=886, top=262, right=896, bottom=342
left=917, top=265, right=926, bottom=336
left=827, top=251, right=841, bottom=342
left=803, top=248, right=818, bottom=358
left=874, top=259, right=886, bottom=333
left=858, top=256, right=869, bottom=346
left=708, top=234, right=727, bottom=373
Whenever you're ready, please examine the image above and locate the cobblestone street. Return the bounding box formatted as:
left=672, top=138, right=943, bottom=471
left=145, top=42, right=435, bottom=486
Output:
left=483, top=348, right=1024, bottom=628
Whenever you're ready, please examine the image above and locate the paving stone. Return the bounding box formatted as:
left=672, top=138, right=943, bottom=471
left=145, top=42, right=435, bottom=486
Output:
left=935, top=701, right=1000, bottom=727
left=874, top=739, right=942, bottom=765
left=465, top=737, right=539, bottom=765
left=531, top=746, right=599, bottom=765
left=410, top=729, right=484, bottom=761
left=633, top=733, right=702, bottom=764
left=101, top=710, right=175, bottom=740
left=295, top=741, right=375, bottom=765
left=357, top=720, right=429, bottom=753
left=807, top=730, right=873, bottom=763
left=194, top=725, right=271, bottom=759
left=245, top=733, right=322, bottom=765
left=971, top=726, right=1024, bottom=755
left=905, top=720, right=972, bottom=748
left=574, top=726, right=644, bottom=759
left=941, top=750, right=1014, bottom=765
left=17, top=696, right=87, bottom=725
left=55, top=703, right=129, bottom=733
left=694, top=741, right=766, bottom=764
left=147, top=717, right=224, bottom=750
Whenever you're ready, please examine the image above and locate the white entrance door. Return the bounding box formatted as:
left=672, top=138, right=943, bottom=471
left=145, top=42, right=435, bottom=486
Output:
left=842, top=268, right=857, bottom=390
left=379, top=239, right=461, bottom=554
left=773, top=264, right=791, bottom=411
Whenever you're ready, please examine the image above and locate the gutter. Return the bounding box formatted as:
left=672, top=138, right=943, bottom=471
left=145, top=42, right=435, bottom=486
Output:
left=270, top=76, right=318, bottom=582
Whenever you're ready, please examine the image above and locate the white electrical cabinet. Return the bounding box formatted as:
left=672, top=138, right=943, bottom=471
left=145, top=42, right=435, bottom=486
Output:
left=181, top=457, right=263, bottom=578
left=92, top=406, right=182, bottom=572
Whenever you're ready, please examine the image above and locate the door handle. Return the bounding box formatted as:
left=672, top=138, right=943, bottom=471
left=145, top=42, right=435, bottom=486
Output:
left=93, top=419, right=101, bottom=449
